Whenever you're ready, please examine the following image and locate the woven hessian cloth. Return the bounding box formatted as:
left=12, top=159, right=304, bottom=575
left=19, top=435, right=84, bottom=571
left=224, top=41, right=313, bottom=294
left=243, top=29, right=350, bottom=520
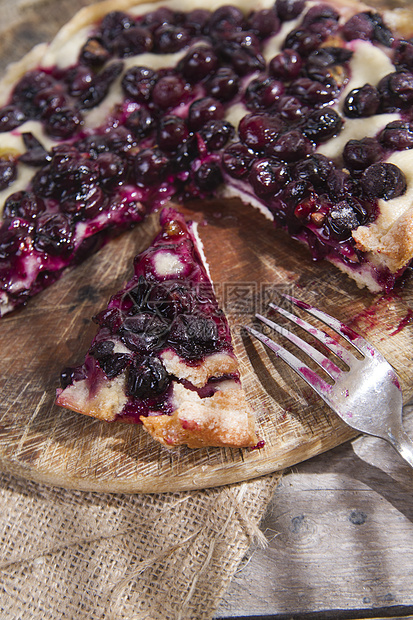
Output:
left=0, top=470, right=282, bottom=619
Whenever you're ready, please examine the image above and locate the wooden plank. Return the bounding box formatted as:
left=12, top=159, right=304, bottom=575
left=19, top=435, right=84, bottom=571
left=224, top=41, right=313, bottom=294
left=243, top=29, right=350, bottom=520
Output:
left=216, top=406, right=413, bottom=618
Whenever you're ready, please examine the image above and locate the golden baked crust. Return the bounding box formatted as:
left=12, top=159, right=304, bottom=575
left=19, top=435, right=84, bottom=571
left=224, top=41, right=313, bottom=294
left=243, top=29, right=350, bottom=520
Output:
left=141, top=382, right=257, bottom=448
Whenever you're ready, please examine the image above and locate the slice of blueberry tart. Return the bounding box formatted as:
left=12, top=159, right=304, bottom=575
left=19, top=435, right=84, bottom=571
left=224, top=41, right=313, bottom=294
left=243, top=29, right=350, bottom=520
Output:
left=1, top=0, right=413, bottom=318
left=55, top=207, right=258, bottom=448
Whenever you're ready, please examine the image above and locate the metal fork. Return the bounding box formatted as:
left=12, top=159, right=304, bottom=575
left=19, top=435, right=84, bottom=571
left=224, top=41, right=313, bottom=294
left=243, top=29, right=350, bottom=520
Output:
left=244, top=294, right=413, bottom=468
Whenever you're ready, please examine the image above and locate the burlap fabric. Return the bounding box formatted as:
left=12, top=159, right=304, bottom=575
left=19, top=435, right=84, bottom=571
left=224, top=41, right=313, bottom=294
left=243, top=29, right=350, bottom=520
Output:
left=0, top=470, right=282, bottom=619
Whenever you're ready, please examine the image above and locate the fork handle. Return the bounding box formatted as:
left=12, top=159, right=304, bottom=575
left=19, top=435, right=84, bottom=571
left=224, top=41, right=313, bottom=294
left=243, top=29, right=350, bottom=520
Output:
left=388, top=427, right=413, bottom=469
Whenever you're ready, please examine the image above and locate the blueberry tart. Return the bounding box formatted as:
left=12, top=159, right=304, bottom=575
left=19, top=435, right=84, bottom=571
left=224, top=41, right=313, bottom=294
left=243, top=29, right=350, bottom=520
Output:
left=1, top=0, right=413, bottom=318
left=56, top=207, right=258, bottom=448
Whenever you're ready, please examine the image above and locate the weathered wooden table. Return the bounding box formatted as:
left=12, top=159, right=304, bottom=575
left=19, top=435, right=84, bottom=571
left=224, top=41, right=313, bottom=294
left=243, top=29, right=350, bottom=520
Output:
left=216, top=405, right=413, bottom=620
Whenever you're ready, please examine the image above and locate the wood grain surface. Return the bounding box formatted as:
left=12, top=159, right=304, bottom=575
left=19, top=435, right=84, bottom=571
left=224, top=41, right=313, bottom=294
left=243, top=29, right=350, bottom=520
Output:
left=216, top=407, right=413, bottom=618
left=1, top=0, right=413, bottom=493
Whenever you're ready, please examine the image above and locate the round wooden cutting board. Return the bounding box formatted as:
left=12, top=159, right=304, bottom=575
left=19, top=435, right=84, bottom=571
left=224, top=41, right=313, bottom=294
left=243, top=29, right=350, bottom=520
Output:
left=1, top=0, right=413, bottom=493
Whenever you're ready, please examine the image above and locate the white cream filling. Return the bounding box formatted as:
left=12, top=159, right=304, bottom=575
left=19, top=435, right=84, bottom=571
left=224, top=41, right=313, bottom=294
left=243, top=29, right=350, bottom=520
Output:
left=153, top=250, right=184, bottom=276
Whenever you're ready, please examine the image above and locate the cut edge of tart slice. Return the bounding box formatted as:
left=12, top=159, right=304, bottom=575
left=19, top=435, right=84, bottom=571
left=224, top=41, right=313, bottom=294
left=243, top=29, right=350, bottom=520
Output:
left=56, top=207, right=258, bottom=450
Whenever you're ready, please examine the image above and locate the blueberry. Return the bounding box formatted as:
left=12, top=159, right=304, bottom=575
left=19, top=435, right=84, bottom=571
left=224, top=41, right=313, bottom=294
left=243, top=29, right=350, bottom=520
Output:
left=343, top=138, right=383, bottom=173
left=245, top=76, right=285, bottom=110
left=238, top=113, right=283, bottom=151
left=45, top=107, right=83, bottom=139
left=343, top=84, right=380, bottom=118
left=179, top=46, right=218, bottom=83
left=0, top=218, right=33, bottom=259
left=120, top=312, right=170, bottom=352
left=327, top=199, right=367, bottom=240
left=0, top=158, right=17, bottom=191
left=147, top=281, right=195, bottom=319
left=205, top=67, right=240, bottom=102
left=199, top=119, right=234, bottom=151
left=99, top=11, right=136, bottom=48
left=369, top=12, right=394, bottom=47
left=79, top=61, right=124, bottom=109
left=294, top=154, right=334, bottom=188
left=275, top=0, right=305, bottom=21
left=151, top=75, right=188, bottom=109
left=269, top=49, right=302, bottom=81
left=341, top=12, right=375, bottom=41
left=222, top=142, right=254, bottom=179
left=34, top=213, right=74, bottom=255
left=19, top=132, right=51, bottom=167
left=125, top=108, right=155, bottom=138
left=65, top=65, right=95, bottom=97
left=95, top=152, right=126, bottom=188
left=194, top=161, right=223, bottom=192
left=11, top=70, right=55, bottom=117
left=153, top=23, right=190, bottom=53
left=80, top=37, right=111, bottom=66
left=90, top=340, right=115, bottom=359
left=123, top=276, right=152, bottom=312
left=3, top=191, right=46, bottom=220
left=277, top=95, right=307, bottom=122
left=379, top=121, right=413, bottom=150
left=121, top=66, right=157, bottom=102
left=361, top=162, right=407, bottom=200
left=35, top=83, right=66, bottom=118
left=185, top=9, right=210, bottom=36
left=283, top=29, right=323, bottom=56
left=98, top=126, right=137, bottom=155
left=342, top=11, right=393, bottom=46
left=168, top=313, right=219, bottom=359
left=217, top=32, right=265, bottom=76
left=208, top=5, right=245, bottom=35
left=302, top=8, right=340, bottom=39
left=307, top=46, right=353, bottom=68
left=112, top=26, right=153, bottom=57
left=173, top=135, right=199, bottom=172
left=93, top=307, right=123, bottom=333
left=133, top=148, right=169, bottom=186
left=382, top=72, right=413, bottom=108
left=49, top=148, right=99, bottom=190
left=100, top=353, right=130, bottom=379
left=247, top=8, right=280, bottom=39
left=249, top=158, right=290, bottom=197
left=61, top=181, right=106, bottom=220
left=268, top=129, right=311, bottom=162
left=157, top=115, right=189, bottom=151
left=127, top=355, right=170, bottom=399
left=0, top=105, right=26, bottom=132
left=289, top=77, right=336, bottom=105
left=187, top=97, right=224, bottom=131
left=141, top=7, right=181, bottom=32
left=394, top=40, right=413, bottom=71
left=303, top=108, right=343, bottom=142
left=90, top=341, right=130, bottom=378
left=326, top=169, right=355, bottom=200
left=60, top=366, right=87, bottom=389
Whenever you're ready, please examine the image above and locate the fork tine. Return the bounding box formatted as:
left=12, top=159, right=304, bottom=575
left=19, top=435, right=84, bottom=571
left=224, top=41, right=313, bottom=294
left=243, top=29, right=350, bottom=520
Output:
left=255, top=313, right=342, bottom=380
left=281, top=294, right=368, bottom=357
left=268, top=302, right=355, bottom=365
left=244, top=325, right=334, bottom=402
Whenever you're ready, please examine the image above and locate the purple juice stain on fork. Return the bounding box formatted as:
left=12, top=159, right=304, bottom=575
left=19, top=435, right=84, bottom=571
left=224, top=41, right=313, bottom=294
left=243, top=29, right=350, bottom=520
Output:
left=299, top=365, right=332, bottom=392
